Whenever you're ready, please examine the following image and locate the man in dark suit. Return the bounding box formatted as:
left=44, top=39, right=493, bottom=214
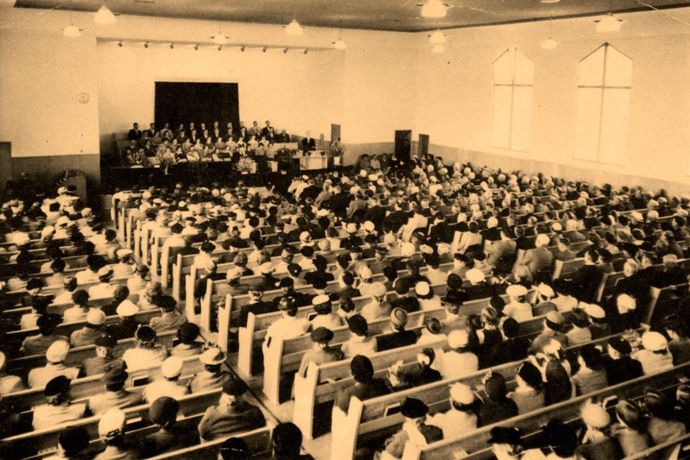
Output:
left=563, top=248, right=603, bottom=303
left=128, top=123, right=142, bottom=141
left=376, top=308, right=419, bottom=352
left=261, top=120, right=273, bottom=139
left=238, top=289, right=276, bottom=328
left=276, top=129, right=290, bottom=143
left=300, top=135, right=316, bottom=152
left=427, top=214, right=454, bottom=244
left=363, top=197, right=387, bottom=232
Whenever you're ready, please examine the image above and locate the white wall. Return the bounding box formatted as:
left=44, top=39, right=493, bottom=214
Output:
left=412, top=8, right=690, bottom=190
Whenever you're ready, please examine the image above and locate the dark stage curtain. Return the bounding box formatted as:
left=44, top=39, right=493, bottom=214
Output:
left=154, top=82, right=239, bottom=131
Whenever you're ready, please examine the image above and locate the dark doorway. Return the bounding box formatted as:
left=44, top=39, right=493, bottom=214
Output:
left=394, top=130, right=412, bottom=163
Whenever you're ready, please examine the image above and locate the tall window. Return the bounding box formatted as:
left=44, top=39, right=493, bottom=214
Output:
left=492, top=47, right=534, bottom=152
left=575, top=43, right=632, bottom=164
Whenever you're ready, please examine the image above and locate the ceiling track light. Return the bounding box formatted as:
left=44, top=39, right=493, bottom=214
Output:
left=94, top=3, right=116, bottom=24
left=193, top=44, right=199, bottom=50
left=169, top=43, right=174, bottom=49
left=217, top=45, right=223, bottom=51
left=262, top=47, right=268, bottom=53
left=283, top=48, right=288, bottom=54
left=240, top=46, right=246, bottom=52
left=303, top=49, right=309, bottom=55
left=595, top=12, right=624, bottom=32
left=117, top=40, right=123, bottom=47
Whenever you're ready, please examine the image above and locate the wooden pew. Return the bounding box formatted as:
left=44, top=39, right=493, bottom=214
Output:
left=400, top=359, right=690, bottom=460
left=328, top=328, right=648, bottom=459
left=4, top=353, right=207, bottom=412
left=147, top=426, right=273, bottom=460
left=7, top=329, right=177, bottom=377
left=0, top=387, right=224, bottom=455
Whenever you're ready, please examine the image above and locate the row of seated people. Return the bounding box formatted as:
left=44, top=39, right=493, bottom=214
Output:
left=127, top=120, right=292, bottom=146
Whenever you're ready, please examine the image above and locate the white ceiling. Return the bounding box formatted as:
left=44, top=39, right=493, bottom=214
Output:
left=13, top=0, right=690, bottom=32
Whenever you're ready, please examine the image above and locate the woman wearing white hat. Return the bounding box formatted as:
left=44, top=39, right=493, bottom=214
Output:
left=633, top=331, right=674, bottom=375
left=143, top=357, right=189, bottom=403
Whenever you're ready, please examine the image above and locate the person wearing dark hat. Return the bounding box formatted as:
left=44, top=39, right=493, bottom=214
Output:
left=477, top=373, right=519, bottom=427
left=121, top=325, right=168, bottom=372
left=189, top=347, right=233, bottom=392
left=47, top=426, right=91, bottom=460
left=376, top=307, right=419, bottom=352
left=84, top=333, right=118, bottom=376
left=389, top=348, right=442, bottom=390
left=304, top=255, right=335, bottom=288
left=62, top=289, right=91, bottom=324
left=198, top=377, right=266, bottom=441
left=507, top=362, right=545, bottom=415
left=665, top=314, right=690, bottom=365
left=335, top=355, right=391, bottom=412
left=333, top=271, right=361, bottom=302
left=603, top=336, right=643, bottom=386
left=382, top=397, right=443, bottom=459
left=140, top=396, right=198, bottom=457
left=32, top=375, right=87, bottom=430
left=19, top=294, right=51, bottom=331
left=88, top=266, right=117, bottom=300
left=149, top=295, right=188, bottom=333
left=562, top=248, right=604, bottom=304
left=389, top=280, right=421, bottom=314
left=171, top=323, right=204, bottom=358
left=565, top=307, right=592, bottom=346
left=297, top=327, right=343, bottom=378
left=542, top=419, right=579, bottom=460
left=571, top=345, right=608, bottom=396
left=88, top=360, right=142, bottom=415
left=270, top=422, right=312, bottom=460
left=487, top=426, right=527, bottom=460
left=238, top=288, right=276, bottom=328
left=341, top=315, right=378, bottom=358
left=101, top=285, right=130, bottom=317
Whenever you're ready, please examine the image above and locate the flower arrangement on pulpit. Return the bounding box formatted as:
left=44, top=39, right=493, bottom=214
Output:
left=237, top=156, right=257, bottom=175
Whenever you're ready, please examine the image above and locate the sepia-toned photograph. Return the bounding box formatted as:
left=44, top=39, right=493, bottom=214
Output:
left=1, top=0, right=690, bottom=458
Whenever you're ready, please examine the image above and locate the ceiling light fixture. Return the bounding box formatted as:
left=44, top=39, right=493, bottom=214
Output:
left=333, top=14, right=346, bottom=50
left=304, top=49, right=309, bottom=55
left=421, top=0, right=447, bottom=19
left=432, top=44, right=445, bottom=54
left=283, top=48, right=289, bottom=54
left=143, top=41, right=149, bottom=48
left=540, top=0, right=560, bottom=3
left=286, top=0, right=304, bottom=35
left=193, top=44, right=199, bottom=50
left=211, top=7, right=228, bottom=45
left=262, top=47, right=268, bottom=53
left=117, top=40, right=123, bottom=47
left=429, top=29, right=446, bottom=44
left=595, top=12, right=624, bottom=32
left=63, top=0, right=82, bottom=37
left=94, top=3, right=116, bottom=24
left=169, top=43, right=174, bottom=49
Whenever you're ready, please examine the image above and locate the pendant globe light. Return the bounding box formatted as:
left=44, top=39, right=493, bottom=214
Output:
left=63, top=1, right=82, bottom=37
left=595, top=0, right=623, bottom=33
left=94, top=3, right=116, bottom=24
left=421, top=0, right=447, bottom=19
left=211, top=7, right=228, bottom=44
left=285, top=1, right=303, bottom=35
left=429, top=29, right=446, bottom=45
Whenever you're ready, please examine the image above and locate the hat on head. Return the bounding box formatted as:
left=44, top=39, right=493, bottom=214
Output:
left=616, top=294, right=636, bottom=314
left=419, top=244, right=434, bottom=255
left=95, top=333, right=117, bottom=348
left=400, top=397, right=428, bottom=419
left=44, top=375, right=71, bottom=396
left=537, top=283, right=555, bottom=298
left=390, top=308, right=408, bottom=327
left=58, top=427, right=90, bottom=456
left=116, top=299, right=139, bottom=317
left=545, top=311, right=565, bottom=331
left=466, top=268, right=485, bottom=284
left=136, top=264, right=150, bottom=275
left=116, top=249, right=133, bottom=259
left=222, top=377, right=248, bottom=396
left=450, top=383, right=475, bottom=406
left=581, top=403, right=610, bottom=429
left=484, top=373, right=508, bottom=401
left=578, top=303, right=603, bottom=320
left=347, top=315, right=368, bottom=336
left=200, top=347, right=226, bottom=365
left=178, top=322, right=200, bottom=344
left=358, top=265, right=373, bottom=280
left=135, top=325, right=156, bottom=342
left=383, top=233, right=396, bottom=245
left=608, top=336, right=632, bottom=355
left=506, top=284, right=528, bottom=298
left=149, top=396, right=179, bottom=427
left=400, top=242, right=416, bottom=257
left=259, top=262, right=274, bottom=275
left=98, top=408, right=126, bottom=438
left=97, top=266, right=114, bottom=280
left=415, top=281, right=431, bottom=297
left=488, top=427, right=523, bottom=446
left=87, top=309, right=107, bottom=326
left=642, top=331, right=668, bottom=352
left=46, top=340, right=70, bottom=363
left=311, top=327, right=334, bottom=344
left=312, top=294, right=330, bottom=307
left=161, top=357, right=183, bottom=378
left=102, top=364, right=128, bottom=385
left=448, top=329, right=470, bottom=349
left=517, top=362, right=543, bottom=389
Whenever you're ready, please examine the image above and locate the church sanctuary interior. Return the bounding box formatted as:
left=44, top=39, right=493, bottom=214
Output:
left=5, top=0, right=690, bottom=459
